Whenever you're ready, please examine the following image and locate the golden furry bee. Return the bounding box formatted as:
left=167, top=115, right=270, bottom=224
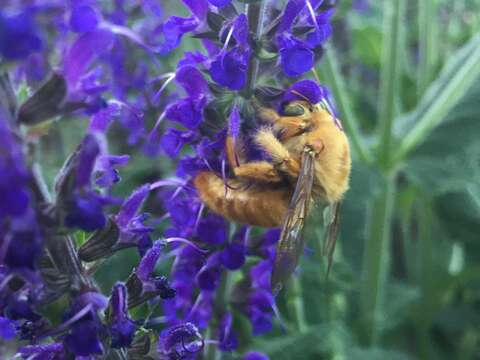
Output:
left=194, top=99, right=351, bottom=292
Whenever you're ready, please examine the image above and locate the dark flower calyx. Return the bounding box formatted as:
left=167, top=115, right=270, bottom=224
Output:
left=78, top=217, right=121, bottom=262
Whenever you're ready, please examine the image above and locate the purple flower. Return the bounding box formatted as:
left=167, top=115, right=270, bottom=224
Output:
left=156, top=16, right=199, bottom=55
left=210, top=47, right=250, bottom=90
left=19, top=343, right=65, bottom=359
left=0, top=11, right=43, bottom=60
left=63, top=29, right=115, bottom=87
left=283, top=79, right=324, bottom=104
left=166, top=96, right=207, bottom=130
left=196, top=253, right=222, bottom=291
left=161, top=128, right=196, bottom=158
left=182, top=0, right=208, bottom=20
left=208, top=0, right=233, bottom=7
left=176, top=65, right=209, bottom=98
left=135, top=240, right=176, bottom=299
left=96, top=154, right=130, bottom=187
left=63, top=292, right=108, bottom=357
left=64, top=194, right=106, bottom=232
left=197, top=214, right=228, bottom=245
left=0, top=316, right=17, bottom=340
left=108, top=283, right=136, bottom=348
left=218, top=312, right=238, bottom=351
left=158, top=322, right=204, bottom=359
left=244, top=351, right=270, bottom=360
left=305, top=9, right=334, bottom=48
left=0, top=116, right=30, bottom=218
left=278, top=34, right=314, bottom=77
left=279, top=0, right=307, bottom=32
left=69, top=5, right=100, bottom=33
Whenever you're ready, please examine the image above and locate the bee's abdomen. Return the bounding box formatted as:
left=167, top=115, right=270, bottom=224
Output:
left=194, top=171, right=290, bottom=228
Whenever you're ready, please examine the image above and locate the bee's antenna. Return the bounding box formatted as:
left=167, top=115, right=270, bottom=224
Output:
left=321, top=97, right=343, bottom=130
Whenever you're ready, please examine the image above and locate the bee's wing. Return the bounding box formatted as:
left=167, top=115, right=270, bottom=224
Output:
left=271, top=149, right=315, bottom=294
left=323, top=201, right=341, bottom=276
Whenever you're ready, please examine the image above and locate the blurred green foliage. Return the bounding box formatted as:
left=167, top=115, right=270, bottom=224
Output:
left=35, top=0, right=480, bottom=359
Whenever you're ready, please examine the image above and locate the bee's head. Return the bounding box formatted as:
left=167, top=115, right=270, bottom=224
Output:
left=283, top=98, right=332, bottom=119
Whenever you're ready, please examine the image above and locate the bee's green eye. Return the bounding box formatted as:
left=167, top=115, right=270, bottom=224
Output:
left=284, top=104, right=305, bottom=116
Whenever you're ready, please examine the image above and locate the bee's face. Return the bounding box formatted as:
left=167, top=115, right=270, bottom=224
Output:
left=283, top=100, right=331, bottom=116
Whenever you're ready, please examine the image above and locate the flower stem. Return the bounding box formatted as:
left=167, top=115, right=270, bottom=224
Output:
left=377, top=0, right=405, bottom=168
left=205, top=270, right=233, bottom=360
left=288, top=276, right=308, bottom=333
left=359, top=173, right=396, bottom=345
left=417, top=0, right=439, bottom=97
left=243, top=0, right=269, bottom=98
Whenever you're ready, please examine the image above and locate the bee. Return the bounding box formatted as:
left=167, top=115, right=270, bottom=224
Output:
left=194, top=98, right=351, bottom=293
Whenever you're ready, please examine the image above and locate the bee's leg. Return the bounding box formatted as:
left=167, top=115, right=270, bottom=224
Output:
left=257, top=107, right=281, bottom=123
left=255, top=128, right=301, bottom=178
left=274, top=116, right=310, bottom=141
left=233, top=161, right=283, bottom=182
left=257, top=106, right=310, bottom=140
left=225, top=135, right=242, bottom=168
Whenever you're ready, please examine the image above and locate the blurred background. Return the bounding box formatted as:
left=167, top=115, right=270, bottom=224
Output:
left=26, top=0, right=480, bottom=359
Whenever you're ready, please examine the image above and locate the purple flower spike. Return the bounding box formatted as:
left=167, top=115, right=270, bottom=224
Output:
left=0, top=11, right=43, bottom=60
left=109, top=283, right=136, bottom=348
left=283, top=79, right=323, bottom=104
left=210, top=47, right=250, bottom=90
left=158, top=322, right=204, bottom=359
left=70, top=5, right=100, bottom=33
left=208, top=0, right=232, bottom=8
left=244, top=351, right=270, bottom=360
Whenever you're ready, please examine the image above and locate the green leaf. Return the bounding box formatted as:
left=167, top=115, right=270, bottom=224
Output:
left=254, top=323, right=354, bottom=360
left=351, top=24, right=383, bottom=67
left=346, top=347, right=410, bottom=360
left=394, top=33, right=480, bottom=162
left=404, top=81, right=480, bottom=194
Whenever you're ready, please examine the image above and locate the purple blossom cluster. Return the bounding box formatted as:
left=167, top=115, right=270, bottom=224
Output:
left=0, top=0, right=335, bottom=358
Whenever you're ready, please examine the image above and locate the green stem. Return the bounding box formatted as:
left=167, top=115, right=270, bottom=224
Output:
left=415, top=199, right=435, bottom=360
left=360, top=173, right=396, bottom=345
left=204, top=271, right=232, bottom=360
left=417, top=0, right=439, bottom=97
left=317, top=47, right=372, bottom=165
left=288, top=277, right=308, bottom=333
left=242, top=1, right=268, bottom=98
left=377, top=0, right=405, bottom=168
